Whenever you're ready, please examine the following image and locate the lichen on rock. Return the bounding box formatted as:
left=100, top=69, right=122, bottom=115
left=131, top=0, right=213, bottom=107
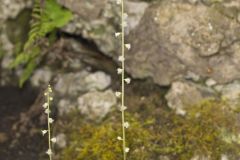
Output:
left=126, top=0, right=240, bottom=86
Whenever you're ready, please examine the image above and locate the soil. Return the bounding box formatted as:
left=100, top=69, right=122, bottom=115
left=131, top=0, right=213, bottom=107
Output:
left=0, top=85, right=47, bottom=160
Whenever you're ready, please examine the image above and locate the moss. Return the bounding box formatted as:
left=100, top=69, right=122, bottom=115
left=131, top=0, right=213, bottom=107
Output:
left=58, top=113, right=154, bottom=160
left=57, top=99, right=240, bottom=160
left=155, top=100, right=240, bottom=159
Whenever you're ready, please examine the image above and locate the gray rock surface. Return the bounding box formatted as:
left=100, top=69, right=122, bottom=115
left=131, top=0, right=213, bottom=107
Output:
left=220, top=81, right=240, bottom=106
left=165, top=81, right=216, bottom=115
left=77, top=90, right=117, bottom=120
left=55, top=133, right=67, bottom=149
left=58, top=0, right=148, bottom=56
left=0, top=0, right=31, bottom=20
left=126, top=1, right=240, bottom=86
left=55, top=71, right=111, bottom=96
left=31, top=68, right=53, bottom=87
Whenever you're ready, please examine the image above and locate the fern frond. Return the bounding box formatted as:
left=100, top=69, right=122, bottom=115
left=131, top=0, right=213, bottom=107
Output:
left=10, top=0, right=73, bottom=87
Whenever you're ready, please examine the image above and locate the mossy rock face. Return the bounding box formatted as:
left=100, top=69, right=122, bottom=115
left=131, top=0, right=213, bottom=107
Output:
left=155, top=100, right=240, bottom=160
left=6, top=9, right=31, bottom=45
left=126, top=0, right=240, bottom=86
left=56, top=99, right=240, bottom=160
left=57, top=113, right=154, bottom=160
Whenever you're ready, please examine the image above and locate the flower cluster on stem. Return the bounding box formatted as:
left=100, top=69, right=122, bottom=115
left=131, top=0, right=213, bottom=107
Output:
left=115, top=0, right=131, bottom=159
left=41, top=85, right=56, bottom=160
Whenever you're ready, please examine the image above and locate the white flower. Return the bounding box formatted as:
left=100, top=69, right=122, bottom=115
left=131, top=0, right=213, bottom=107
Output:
left=208, top=22, right=213, bottom=31
left=116, top=0, right=121, bottom=4
left=42, top=103, right=48, bottom=109
left=117, top=68, right=123, bottom=74
left=125, top=44, right=131, bottom=50
left=51, top=137, right=57, bottom=143
left=123, top=122, right=130, bottom=128
left=46, top=149, right=52, bottom=155
left=48, top=86, right=52, bottom=92
left=115, top=92, right=122, bottom=97
left=50, top=97, right=53, bottom=101
left=117, top=136, right=123, bottom=141
left=124, top=78, right=131, bottom=84
left=123, top=13, right=128, bottom=19
left=123, top=21, right=127, bottom=27
left=118, top=56, right=125, bottom=62
left=49, top=118, right=54, bottom=123
left=45, top=109, right=50, bottom=114
left=115, top=32, right=121, bottom=37
left=44, top=92, right=48, bottom=96
left=125, top=147, right=130, bottom=153
left=120, top=106, right=127, bottom=111
left=41, top=130, right=48, bottom=136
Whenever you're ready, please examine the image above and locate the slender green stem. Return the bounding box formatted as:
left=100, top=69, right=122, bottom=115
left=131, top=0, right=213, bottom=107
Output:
left=121, top=0, right=126, bottom=160
left=47, top=90, right=52, bottom=160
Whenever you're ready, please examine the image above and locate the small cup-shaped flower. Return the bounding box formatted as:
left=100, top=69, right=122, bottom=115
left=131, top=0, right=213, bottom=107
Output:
left=41, top=130, right=48, bottom=136
left=117, top=68, right=123, bottom=74
left=117, top=136, right=123, bottom=141
left=118, top=56, right=125, bottom=62
left=49, top=118, right=54, bottom=124
left=125, top=44, right=131, bottom=50
left=46, top=149, right=52, bottom=155
left=124, top=78, right=131, bottom=84
left=42, top=103, right=48, bottom=109
left=123, top=122, right=130, bottom=128
left=115, top=91, right=122, bottom=97
left=45, top=109, right=50, bottom=114
left=115, top=32, right=121, bottom=37
left=51, top=137, right=57, bottom=143
left=125, top=147, right=130, bottom=153
left=120, top=106, right=127, bottom=112
left=116, top=0, right=121, bottom=4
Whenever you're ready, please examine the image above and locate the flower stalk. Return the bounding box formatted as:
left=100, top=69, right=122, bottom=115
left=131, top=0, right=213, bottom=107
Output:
left=42, top=85, right=56, bottom=160
left=116, top=0, right=131, bottom=159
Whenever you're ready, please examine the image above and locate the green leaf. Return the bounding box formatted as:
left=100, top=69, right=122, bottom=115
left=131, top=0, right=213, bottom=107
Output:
left=19, top=58, right=37, bottom=87
left=11, top=0, right=73, bottom=87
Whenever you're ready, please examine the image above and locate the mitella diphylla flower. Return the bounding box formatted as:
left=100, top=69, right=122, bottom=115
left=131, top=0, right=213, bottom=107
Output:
left=123, top=122, right=130, bottom=128
left=46, top=149, right=52, bottom=155
left=125, top=44, right=131, bottom=50
left=117, top=68, right=123, bottom=74
left=118, top=56, right=125, bottom=62
left=125, top=147, right=130, bottom=153
left=124, top=78, right=131, bottom=84
left=115, top=91, right=122, bottom=97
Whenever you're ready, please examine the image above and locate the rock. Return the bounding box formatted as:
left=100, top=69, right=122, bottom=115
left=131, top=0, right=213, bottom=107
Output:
left=0, top=0, right=31, bottom=20
left=31, top=68, right=52, bottom=87
left=191, top=155, right=209, bottom=160
left=55, top=133, right=67, bottom=148
left=205, top=78, right=217, bottom=87
left=126, top=1, right=240, bottom=86
left=220, top=81, right=240, bottom=106
left=58, top=0, right=148, bottom=56
left=165, top=81, right=215, bottom=115
left=55, top=71, right=111, bottom=96
left=77, top=90, right=117, bottom=120
left=158, top=156, right=170, bottom=160
left=125, top=1, right=149, bottom=34
left=221, top=155, right=229, bottom=160
left=185, top=71, right=201, bottom=82
left=0, top=132, right=8, bottom=143
left=57, top=99, right=76, bottom=116
left=84, top=71, right=111, bottom=91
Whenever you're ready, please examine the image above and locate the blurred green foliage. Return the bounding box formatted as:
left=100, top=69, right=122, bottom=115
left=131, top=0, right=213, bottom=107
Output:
left=10, top=0, right=72, bottom=87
